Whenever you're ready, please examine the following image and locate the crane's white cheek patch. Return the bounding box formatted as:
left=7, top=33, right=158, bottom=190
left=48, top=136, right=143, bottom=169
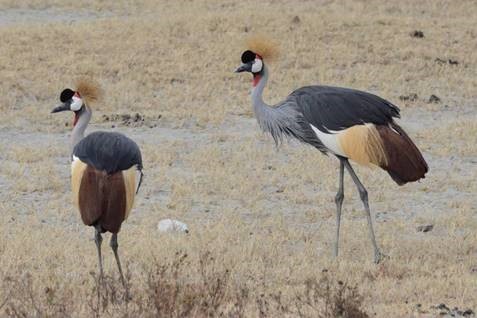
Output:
left=310, top=124, right=347, bottom=157
left=70, top=96, right=83, bottom=111
left=252, top=58, right=263, bottom=73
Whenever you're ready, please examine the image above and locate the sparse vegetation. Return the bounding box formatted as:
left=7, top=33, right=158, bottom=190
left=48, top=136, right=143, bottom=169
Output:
left=1, top=252, right=369, bottom=317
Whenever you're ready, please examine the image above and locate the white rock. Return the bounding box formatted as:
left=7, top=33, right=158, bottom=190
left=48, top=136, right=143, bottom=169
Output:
left=157, top=219, right=189, bottom=233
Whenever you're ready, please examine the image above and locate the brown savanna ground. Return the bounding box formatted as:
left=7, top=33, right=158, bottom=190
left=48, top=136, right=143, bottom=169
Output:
left=0, top=0, right=476, bottom=317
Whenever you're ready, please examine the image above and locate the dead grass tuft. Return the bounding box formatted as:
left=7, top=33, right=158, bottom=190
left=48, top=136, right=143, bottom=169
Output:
left=1, top=252, right=369, bottom=317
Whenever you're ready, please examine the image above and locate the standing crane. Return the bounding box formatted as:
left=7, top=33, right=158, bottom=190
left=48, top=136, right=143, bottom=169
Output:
left=235, top=39, right=428, bottom=263
left=51, top=80, right=143, bottom=289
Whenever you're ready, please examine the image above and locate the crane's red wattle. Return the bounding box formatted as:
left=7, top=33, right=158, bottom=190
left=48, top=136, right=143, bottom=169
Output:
left=253, top=74, right=261, bottom=87
left=73, top=113, right=79, bottom=126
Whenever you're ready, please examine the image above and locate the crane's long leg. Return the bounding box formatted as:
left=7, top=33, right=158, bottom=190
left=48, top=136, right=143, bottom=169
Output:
left=334, top=158, right=345, bottom=258
left=110, top=233, right=129, bottom=298
left=343, top=160, right=383, bottom=264
left=94, top=225, right=104, bottom=279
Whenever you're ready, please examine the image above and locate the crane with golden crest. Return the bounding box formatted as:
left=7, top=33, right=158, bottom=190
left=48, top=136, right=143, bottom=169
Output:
left=235, top=37, right=428, bottom=263
left=51, top=80, right=143, bottom=290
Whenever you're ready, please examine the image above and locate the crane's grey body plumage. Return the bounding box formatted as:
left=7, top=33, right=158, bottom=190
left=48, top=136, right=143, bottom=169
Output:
left=251, top=65, right=328, bottom=152
left=288, top=85, right=400, bottom=132
left=251, top=65, right=401, bottom=153
left=73, top=131, right=143, bottom=175
left=70, top=106, right=143, bottom=193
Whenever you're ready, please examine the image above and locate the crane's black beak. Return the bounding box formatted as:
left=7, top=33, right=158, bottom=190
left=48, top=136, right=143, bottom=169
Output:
left=235, top=62, right=252, bottom=73
left=51, top=103, right=70, bottom=113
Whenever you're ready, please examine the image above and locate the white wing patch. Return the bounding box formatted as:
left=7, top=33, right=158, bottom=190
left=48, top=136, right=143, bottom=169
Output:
left=310, top=124, right=347, bottom=157
left=71, top=155, right=82, bottom=172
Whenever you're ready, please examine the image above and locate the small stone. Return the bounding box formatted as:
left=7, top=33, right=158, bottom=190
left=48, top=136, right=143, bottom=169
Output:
left=417, top=224, right=434, bottom=232
left=463, top=309, right=474, bottom=316
left=292, top=16, right=301, bottom=24
left=435, top=58, right=459, bottom=66
left=399, top=93, right=418, bottom=102
left=411, top=30, right=424, bottom=38
left=429, top=95, right=441, bottom=103
left=157, top=219, right=189, bottom=234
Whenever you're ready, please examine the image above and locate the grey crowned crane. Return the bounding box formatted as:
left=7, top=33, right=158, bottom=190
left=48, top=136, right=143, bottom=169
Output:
left=51, top=81, right=143, bottom=287
left=235, top=40, right=428, bottom=263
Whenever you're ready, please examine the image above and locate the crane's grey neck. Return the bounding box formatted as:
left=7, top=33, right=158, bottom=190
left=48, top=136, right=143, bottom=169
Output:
left=249, top=64, right=314, bottom=147
left=250, top=65, right=287, bottom=145
left=71, top=105, right=91, bottom=152
left=251, top=65, right=270, bottom=110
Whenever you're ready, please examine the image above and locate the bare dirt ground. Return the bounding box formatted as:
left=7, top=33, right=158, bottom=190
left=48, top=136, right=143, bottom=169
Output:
left=0, top=0, right=476, bottom=317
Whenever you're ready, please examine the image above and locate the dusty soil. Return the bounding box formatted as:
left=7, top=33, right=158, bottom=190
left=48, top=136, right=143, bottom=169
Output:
left=0, top=1, right=476, bottom=317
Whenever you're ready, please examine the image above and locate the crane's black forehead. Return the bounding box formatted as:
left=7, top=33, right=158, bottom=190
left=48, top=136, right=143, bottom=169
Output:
left=241, top=50, right=256, bottom=63
left=60, top=88, right=75, bottom=102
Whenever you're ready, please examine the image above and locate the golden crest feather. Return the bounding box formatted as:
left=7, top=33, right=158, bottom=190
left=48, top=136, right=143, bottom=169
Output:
left=246, top=35, right=279, bottom=61
left=75, top=79, right=102, bottom=106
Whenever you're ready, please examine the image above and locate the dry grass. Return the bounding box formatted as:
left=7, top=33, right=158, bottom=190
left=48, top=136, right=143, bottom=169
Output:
left=0, top=252, right=369, bottom=317
left=0, top=0, right=476, bottom=317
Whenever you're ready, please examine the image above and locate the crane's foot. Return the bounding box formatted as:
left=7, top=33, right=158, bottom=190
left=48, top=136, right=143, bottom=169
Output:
left=333, top=243, right=340, bottom=259
left=374, top=249, right=388, bottom=264
left=124, top=290, right=132, bottom=302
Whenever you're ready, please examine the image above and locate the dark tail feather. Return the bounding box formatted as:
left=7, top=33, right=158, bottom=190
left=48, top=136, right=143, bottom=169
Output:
left=376, top=123, right=428, bottom=185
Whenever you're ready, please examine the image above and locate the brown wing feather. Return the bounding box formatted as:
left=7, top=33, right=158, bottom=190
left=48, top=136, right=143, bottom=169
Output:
left=376, top=123, right=428, bottom=185
left=77, top=166, right=127, bottom=233
left=78, top=166, right=105, bottom=226
left=98, top=172, right=127, bottom=233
